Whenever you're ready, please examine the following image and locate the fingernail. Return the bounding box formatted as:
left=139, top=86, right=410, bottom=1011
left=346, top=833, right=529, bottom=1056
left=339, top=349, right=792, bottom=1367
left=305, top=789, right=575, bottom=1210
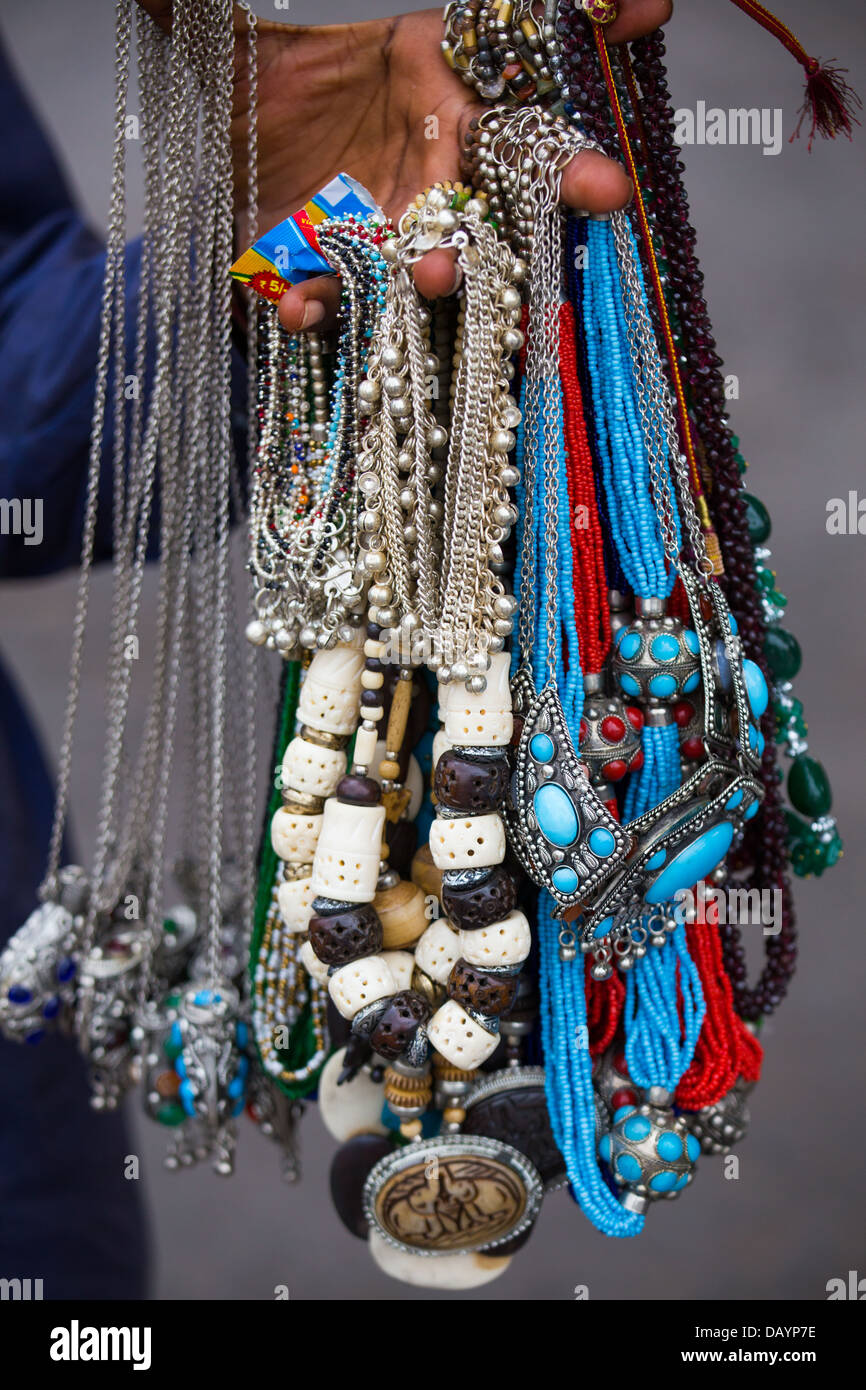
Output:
left=301, top=300, right=326, bottom=329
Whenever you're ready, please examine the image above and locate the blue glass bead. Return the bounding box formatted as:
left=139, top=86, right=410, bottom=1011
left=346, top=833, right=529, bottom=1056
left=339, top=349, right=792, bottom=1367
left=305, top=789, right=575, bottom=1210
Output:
left=620, top=672, right=641, bottom=696
left=651, top=633, right=680, bottom=661
left=648, top=672, right=677, bottom=699
left=686, top=1133, right=701, bottom=1163
left=624, top=1114, right=652, bottom=1142
left=530, top=732, right=555, bottom=763
left=725, top=789, right=744, bottom=811
left=714, top=640, right=732, bottom=693
left=588, top=827, right=616, bottom=858
left=649, top=1170, right=678, bottom=1193
left=533, top=783, right=578, bottom=847
left=170, top=1021, right=182, bottom=1049
left=742, top=659, right=769, bottom=718
left=748, top=724, right=765, bottom=758
left=619, top=632, right=642, bottom=660
left=683, top=629, right=700, bottom=656
left=646, top=848, right=667, bottom=871
left=645, top=821, right=735, bottom=904
left=744, top=799, right=760, bottom=820
left=175, top=1056, right=187, bottom=1079
left=236, top=1021, right=249, bottom=1048
left=42, top=996, right=61, bottom=1020
left=656, top=1131, right=684, bottom=1161
left=552, top=865, right=579, bottom=894
left=228, top=1076, right=244, bottom=1099
left=616, top=1153, right=642, bottom=1182
left=57, top=957, right=77, bottom=983
left=8, top=984, right=32, bottom=1005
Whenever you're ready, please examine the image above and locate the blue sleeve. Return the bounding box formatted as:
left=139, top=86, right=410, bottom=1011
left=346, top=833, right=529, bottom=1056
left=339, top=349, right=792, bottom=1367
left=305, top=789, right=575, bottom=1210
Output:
left=0, top=39, right=248, bottom=580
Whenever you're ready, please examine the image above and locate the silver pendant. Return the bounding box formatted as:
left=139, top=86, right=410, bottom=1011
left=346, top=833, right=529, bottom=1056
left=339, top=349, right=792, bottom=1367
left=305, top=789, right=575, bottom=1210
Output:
left=0, top=865, right=88, bottom=1044
left=504, top=674, right=631, bottom=912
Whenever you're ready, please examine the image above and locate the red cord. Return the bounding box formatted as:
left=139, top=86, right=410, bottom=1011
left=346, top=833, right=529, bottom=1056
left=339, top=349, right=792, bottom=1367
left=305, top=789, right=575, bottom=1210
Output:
left=676, top=894, right=763, bottom=1109
left=560, top=302, right=611, bottom=676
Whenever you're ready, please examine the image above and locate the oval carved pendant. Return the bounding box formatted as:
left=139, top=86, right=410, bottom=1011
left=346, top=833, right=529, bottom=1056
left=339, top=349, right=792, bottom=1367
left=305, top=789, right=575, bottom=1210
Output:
left=362, top=1134, right=542, bottom=1257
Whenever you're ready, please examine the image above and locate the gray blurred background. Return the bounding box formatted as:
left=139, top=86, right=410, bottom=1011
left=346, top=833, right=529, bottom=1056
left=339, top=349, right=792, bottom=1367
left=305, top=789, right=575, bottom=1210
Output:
left=1, top=0, right=863, bottom=1300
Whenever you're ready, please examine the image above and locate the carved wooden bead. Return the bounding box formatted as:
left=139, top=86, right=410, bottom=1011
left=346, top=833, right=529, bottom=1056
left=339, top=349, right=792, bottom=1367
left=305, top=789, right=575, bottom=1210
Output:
left=281, top=736, right=347, bottom=800
left=428, top=998, right=499, bottom=1069
left=432, top=729, right=452, bottom=773
left=441, top=863, right=519, bottom=931
left=297, top=639, right=366, bottom=736
left=429, top=812, right=506, bottom=870
left=373, top=879, right=429, bottom=950
left=434, top=749, right=511, bottom=813
left=336, top=774, right=381, bottom=806
left=448, top=958, right=519, bottom=1017
left=270, top=808, right=323, bottom=864
left=300, top=939, right=330, bottom=986
left=328, top=954, right=397, bottom=1020
left=459, top=910, right=532, bottom=968
left=277, top=875, right=315, bottom=933
left=414, top=919, right=462, bottom=984
left=311, top=800, right=386, bottom=903
left=411, top=843, right=443, bottom=902
left=381, top=950, right=415, bottom=992
left=369, top=989, right=432, bottom=1061
left=308, top=903, right=383, bottom=966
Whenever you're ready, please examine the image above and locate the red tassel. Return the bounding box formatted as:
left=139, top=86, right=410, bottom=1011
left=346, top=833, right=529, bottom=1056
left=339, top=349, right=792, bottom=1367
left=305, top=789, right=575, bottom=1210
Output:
left=727, top=0, right=861, bottom=151
left=794, top=59, right=862, bottom=151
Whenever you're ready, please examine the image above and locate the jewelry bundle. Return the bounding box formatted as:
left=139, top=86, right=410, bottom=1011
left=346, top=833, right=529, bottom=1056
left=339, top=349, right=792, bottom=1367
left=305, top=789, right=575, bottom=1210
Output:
left=0, top=0, right=851, bottom=1291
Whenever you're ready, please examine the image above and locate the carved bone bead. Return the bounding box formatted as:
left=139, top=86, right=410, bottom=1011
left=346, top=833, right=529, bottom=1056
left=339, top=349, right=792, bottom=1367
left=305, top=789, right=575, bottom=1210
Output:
left=381, top=951, right=415, bottom=992
left=429, top=812, right=506, bottom=870
left=282, top=737, right=347, bottom=799
left=297, top=639, right=366, bottom=737
left=270, top=808, right=323, bottom=864
left=428, top=998, right=499, bottom=1069
left=276, top=875, right=315, bottom=933
left=328, top=954, right=397, bottom=1020
left=311, top=800, right=386, bottom=903
left=414, top=919, right=462, bottom=984
left=442, top=654, right=514, bottom=747
left=459, top=910, right=532, bottom=968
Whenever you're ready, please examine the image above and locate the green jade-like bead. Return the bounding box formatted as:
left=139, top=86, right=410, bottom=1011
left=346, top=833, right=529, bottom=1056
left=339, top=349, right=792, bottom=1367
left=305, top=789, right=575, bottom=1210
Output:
left=764, top=627, right=803, bottom=682
left=742, top=492, right=771, bottom=545
left=788, top=754, right=832, bottom=818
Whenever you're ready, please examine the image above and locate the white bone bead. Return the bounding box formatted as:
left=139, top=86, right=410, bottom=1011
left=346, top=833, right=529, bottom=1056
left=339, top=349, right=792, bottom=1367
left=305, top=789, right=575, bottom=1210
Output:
left=428, top=998, right=499, bottom=1068
left=328, top=954, right=396, bottom=1020
left=369, top=1230, right=511, bottom=1289
left=352, top=725, right=379, bottom=769
left=381, top=950, right=414, bottom=992
left=297, top=641, right=366, bottom=736
left=444, top=706, right=513, bottom=746
left=318, top=1047, right=388, bottom=1141
left=281, top=737, right=347, bottom=799
left=429, top=813, right=505, bottom=870
left=277, top=876, right=315, bottom=933
left=414, top=919, right=461, bottom=984
left=300, top=939, right=330, bottom=986
left=459, top=909, right=532, bottom=968
left=310, top=799, right=386, bottom=903
left=270, top=808, right=323, bottom=864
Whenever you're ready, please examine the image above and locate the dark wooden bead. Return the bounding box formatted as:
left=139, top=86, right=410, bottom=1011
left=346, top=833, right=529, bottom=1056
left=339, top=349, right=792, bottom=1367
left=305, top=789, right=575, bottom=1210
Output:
left=441, top=863, right=518, bottom=931
left=448, top=959, right=518, bottom=1017
left=329, top=1134, right=394, bottom=1239
left=308, top=904, right=383, bottom=966
left=463, top=1081, right=566, bottom=1187
left=434, top=749, right=511, bottom=813
left=336, top=774, right=381, bottom=806
left=369, top=990, right=431, bottom=1061
left=384, top=818, right=417, bottom=877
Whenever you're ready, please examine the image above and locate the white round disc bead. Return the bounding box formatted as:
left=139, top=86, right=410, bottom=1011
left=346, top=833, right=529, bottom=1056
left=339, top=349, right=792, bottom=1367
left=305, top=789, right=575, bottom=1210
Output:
left=318, top=1047, right=388, bottom=1141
